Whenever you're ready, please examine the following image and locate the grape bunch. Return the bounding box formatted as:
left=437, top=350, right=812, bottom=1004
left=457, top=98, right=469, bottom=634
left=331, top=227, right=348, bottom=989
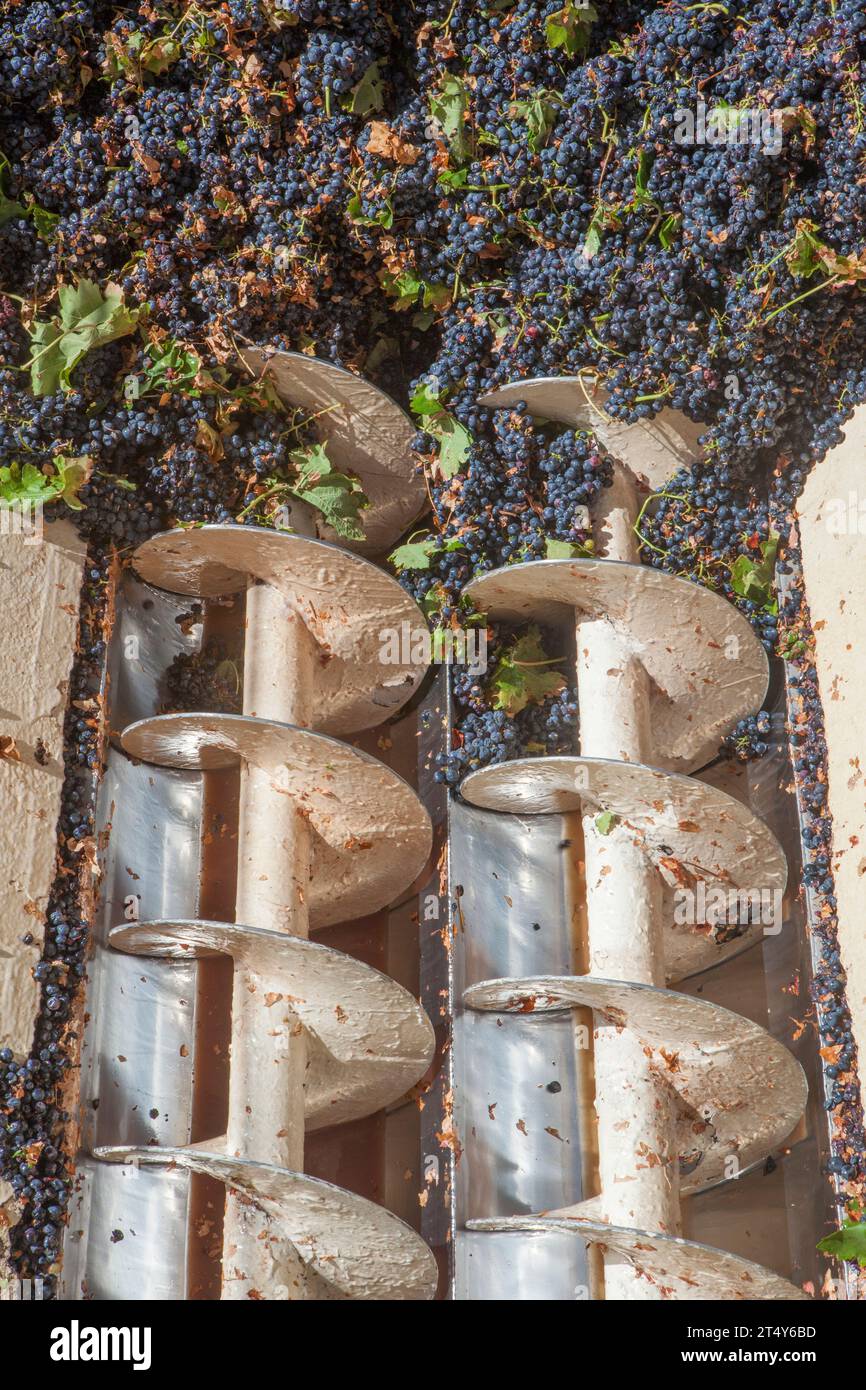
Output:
left=161, top=636, right=243, bottom=715
left=722, top=711, right=773, bottom=762
left=439, top=620, right=578, bottom=784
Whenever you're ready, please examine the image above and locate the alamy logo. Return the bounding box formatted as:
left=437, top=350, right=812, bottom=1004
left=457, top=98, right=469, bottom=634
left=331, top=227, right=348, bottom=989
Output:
left=673, top=884, right=783, bottom=935
left=673, top=101, right=783, bottom=154
left=49, top=1321, right=152, bottom=1372
left=0, top=1276, right=44, bottom=1299
left=824, top=492, right=866, bottom=534
left=379, top=621, right=488, bottom=675
left=0, top=500, right=43, bottom=544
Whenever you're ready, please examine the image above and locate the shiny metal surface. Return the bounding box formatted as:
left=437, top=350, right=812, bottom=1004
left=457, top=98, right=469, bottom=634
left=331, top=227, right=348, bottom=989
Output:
left=109, top=918, right=434, bottom=1130
left=461, top=755, right=788, bottom=980
left=131, top=525, right=428, bottom=733
left=450, top=803, right=591, bottom=1299
left=411, top=671, right=455, bottom=1294
left=477, top=376, right=703, bottom=488
left=465, top=1217, right=808, bottom=1300
left=464, top=558, right=768, bottom=773
left=95, top=1146, right=438, bottom=1300
left=456, top=1231, right=591, bottom=1302
left=239, top=348, right=425, bottom=553
left=121, top=712, right=432, bottom=929
left=464, top=974, right=807, bottom=1194
left=107, top=571, right=207, bottom=735
left=59, top=500, right=841, bottom=1303
left=108, top=550, right=437, bottom=1299
left=60, top=747, right=204, bottom=1299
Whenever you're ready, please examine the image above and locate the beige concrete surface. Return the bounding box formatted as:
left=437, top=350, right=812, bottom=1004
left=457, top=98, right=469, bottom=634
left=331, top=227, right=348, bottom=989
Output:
left=0, top=519, right=85, bottom=1283
left=800, top=405, right=866, bottom=1068
left=0, top=520, right=86, bottom=1055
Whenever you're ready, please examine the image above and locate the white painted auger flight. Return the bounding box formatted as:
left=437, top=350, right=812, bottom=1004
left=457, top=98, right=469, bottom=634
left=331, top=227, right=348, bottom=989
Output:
left=95, top=490, right=437, bottom=1298
left=239, top=347, right=426, bottom=554
left=461, top=377, right=809, bottom=1300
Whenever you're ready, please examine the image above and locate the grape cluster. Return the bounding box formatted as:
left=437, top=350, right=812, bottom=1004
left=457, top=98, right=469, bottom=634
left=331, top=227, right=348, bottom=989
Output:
left=3, top=0, right=865, bottom=590
left=384, top=0, right=866, bottom=666
left=161, top=636, right=243, bottom=715
left=722, top=711, right=773, bottom=761
left=0, top=0, right=426, bottom=550
left=439, top=621, right=577, bottom=784
left=440, top=683, right=579, bottom=786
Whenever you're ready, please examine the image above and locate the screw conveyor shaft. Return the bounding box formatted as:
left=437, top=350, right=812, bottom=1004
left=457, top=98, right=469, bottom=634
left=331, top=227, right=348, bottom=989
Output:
left=66, top=354, right=440, bottom=1300
left=460, top=376, right=809, bottom=1301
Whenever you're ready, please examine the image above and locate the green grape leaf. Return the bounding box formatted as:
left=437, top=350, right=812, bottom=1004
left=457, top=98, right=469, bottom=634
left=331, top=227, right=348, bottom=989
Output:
left=380, top=269, right=450, bottom=312
left=785, top=219, right=866, bottom=285
left=488, top=626, right=567, bottom=715
left=141, top=338, right=211, bottom=396
left=410, top=381, right=444, bottom=415
left=0, top=151, right=26, bottom=227
left=0, top=455, right=94, bottom=511
left=418, top=581, right=448, bottom=622
left=511, top=97, right=557, bottom=153
left=28, top=280, right=141, bottom=397
left=412, top=381, right=472, bottom=476
left=583, top=202, right=621, bottom=259
left=634, top=149, right=655, bottom=205
left=0, top=463, right=61, bottom=506
left=28, top=202, right=60, bottom=241
left=729, top=532, right=779, bottom=609
left=347, top=192, right=394, bottom=229
left=343, top=61, right=384, bottom=116
left=425, top=411, right=472, bottom=479
left=437, top=167, right=469, bottom=190
left=818, top=1221, right=866, bottom=1268
left=545, top=537, right=593, bottom=558
left=658, top=212, right=682, bottom=250
left=430, top=74, right=471, bottom=163
left=546, top=2, right=598, bottom=58
left=786, top=220, right=825, bottom=279
left=53, top=454, right=95, bottom=511
left=288, top=442, right=369, bottom=540
left=389, top=535, right=438, bottom=572
left=583, top=210, right=604, bottom=259
left=296, top=483, right=367, bottom=538
left=422, top=280, right=452, bottom=310
left=140, top=36, right=181, bottom=75
left=0, top=192, right=27, bottom=227
left=380, top=269, right=423, bottom=308
left=103, top=30, right=181, bottom=82
left=363, top=334, right=399, bottom=376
